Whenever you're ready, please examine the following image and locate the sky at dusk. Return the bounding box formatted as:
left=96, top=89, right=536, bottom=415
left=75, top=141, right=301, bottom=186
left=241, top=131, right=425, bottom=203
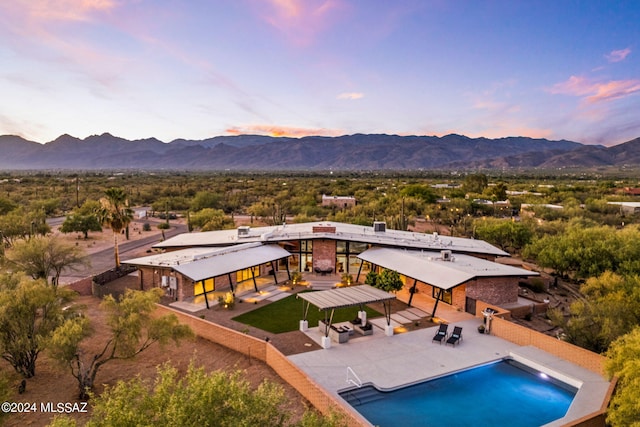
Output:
left=1, top=0, right=639, bottom=146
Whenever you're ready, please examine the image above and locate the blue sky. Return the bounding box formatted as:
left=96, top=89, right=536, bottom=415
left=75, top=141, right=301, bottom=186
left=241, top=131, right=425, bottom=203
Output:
left=1, top=1, right=639, bottom=146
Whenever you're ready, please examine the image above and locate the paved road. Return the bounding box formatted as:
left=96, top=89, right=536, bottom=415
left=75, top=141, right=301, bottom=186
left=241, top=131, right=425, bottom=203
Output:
left=60, top=222, right=188, bottom=284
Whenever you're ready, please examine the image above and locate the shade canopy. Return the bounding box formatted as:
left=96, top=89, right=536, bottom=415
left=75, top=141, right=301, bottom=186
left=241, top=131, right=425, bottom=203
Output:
left=297, top=284, right=395, bottom=311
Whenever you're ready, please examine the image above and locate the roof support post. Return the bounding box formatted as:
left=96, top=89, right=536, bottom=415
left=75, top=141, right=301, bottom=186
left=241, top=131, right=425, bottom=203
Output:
left=271, top=261, right=278, bottom=284
left=285, top=258, right=291, bottom=280
left=251, top=267, right=258, bottom=292
left=227, top=273, right=235, bottom=295
left=384, top=300, right=392, bottom=326
left=302, top=300, right=311, bottom=321
left=408, top=278, right=418, bottom=307
left=356, top=262, right=363, bottom=282
left=322, top=309, right=336, bottom=337
left=202, top=280, right=210, bottom=309
left=431, top=287, right=443, bottom=318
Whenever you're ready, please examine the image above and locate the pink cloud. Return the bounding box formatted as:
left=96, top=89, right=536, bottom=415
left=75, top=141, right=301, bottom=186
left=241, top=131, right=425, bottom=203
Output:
left=605, top=47, right=631, bottom=63
left=548, top=75, right=640, bottom=103
left=254, top=0, right=349, bottom=46
left=337, top=92, right=364, bottom=100
left=226, top=124, right=344, bottom=137
left=5, top=0, right=117, bottom=23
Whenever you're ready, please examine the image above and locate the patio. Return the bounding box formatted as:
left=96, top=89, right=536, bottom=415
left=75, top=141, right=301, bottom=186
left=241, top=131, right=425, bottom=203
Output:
left=290, top=318, right=612, bottom=427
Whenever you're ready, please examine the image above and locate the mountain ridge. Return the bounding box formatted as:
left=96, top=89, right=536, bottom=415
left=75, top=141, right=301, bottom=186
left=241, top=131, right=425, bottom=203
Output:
left=0, top=133, right=637, bottom=171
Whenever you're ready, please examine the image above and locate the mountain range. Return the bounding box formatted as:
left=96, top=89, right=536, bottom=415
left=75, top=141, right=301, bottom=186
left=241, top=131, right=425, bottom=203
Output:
left=1, top=133, right=639, bottom=171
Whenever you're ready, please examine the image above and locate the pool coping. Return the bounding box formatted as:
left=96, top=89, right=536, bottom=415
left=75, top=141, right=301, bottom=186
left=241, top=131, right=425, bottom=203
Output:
left=288, top=319, right=612, bottom=427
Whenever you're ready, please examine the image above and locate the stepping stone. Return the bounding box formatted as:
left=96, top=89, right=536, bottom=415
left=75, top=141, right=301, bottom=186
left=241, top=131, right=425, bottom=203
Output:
left=267, top=292, right=290, bottom=302
left=396, top=310, right=421, bottom=321
left=369, top=317, right=402, bottom=329
left=310, top=282, right=335, bottom=290
left=406, top=307, right=429, bottom=317
left=390, top=313, right=412, bottom=324
left=170, top=300, right=215, bottom=313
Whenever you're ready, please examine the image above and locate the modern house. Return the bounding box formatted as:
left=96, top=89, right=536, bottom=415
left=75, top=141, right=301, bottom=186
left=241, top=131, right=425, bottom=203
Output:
left=123, top=221, right=536, bottom=316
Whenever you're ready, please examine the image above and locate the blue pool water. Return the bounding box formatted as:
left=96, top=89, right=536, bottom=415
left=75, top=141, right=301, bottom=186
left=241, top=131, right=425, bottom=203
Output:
left=339, top=360, right=577, bottom=427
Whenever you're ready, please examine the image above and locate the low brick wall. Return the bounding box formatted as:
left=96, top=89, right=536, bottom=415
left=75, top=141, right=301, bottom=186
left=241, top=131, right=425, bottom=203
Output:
left=490, top=316, right=605, bottom=376
left=154, top=304, right=366, bottom=426
left=66, top=276, right=93, bottom=296
left=475, top=300, right=611, bottom=427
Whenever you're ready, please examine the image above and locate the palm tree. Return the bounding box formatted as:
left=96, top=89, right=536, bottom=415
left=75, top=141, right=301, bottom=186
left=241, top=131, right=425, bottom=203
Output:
left=98, top=188, right=133, bottom=268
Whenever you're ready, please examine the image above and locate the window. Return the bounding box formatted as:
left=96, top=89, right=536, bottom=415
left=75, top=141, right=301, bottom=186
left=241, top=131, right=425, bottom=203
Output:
left=236, top=266, right=260, bottom=282
left=194, top=278, right=214, bottom=296
left=433, top=287, right=452, bottom=304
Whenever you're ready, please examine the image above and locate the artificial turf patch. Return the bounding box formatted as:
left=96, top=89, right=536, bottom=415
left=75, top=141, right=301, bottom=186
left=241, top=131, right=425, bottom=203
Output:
left=232, top=292, right=382, bottom=334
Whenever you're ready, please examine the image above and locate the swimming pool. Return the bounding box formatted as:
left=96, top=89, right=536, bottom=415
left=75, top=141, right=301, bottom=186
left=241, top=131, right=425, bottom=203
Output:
left=339, top=359, right=577, bottom=427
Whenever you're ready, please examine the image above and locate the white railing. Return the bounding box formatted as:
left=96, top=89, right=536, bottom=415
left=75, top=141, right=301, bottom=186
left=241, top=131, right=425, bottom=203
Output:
left=346, top=366, right=362, bottom=388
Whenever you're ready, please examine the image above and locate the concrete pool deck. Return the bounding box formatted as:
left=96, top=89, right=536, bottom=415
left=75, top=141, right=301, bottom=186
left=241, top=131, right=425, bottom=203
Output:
left=289, top=316, right=611, bottom=427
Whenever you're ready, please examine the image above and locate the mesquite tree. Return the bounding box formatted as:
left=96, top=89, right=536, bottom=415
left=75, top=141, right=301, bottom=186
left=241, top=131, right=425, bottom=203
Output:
left=48, top=288, right=193, bottom=399
left=0, top=273, right=76, bottom=378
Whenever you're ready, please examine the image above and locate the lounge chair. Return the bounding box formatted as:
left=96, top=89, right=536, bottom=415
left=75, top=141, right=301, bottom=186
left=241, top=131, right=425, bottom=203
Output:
left=432, top=323, right=448, bottom=344
left=446, top=326, right=463, bottom=347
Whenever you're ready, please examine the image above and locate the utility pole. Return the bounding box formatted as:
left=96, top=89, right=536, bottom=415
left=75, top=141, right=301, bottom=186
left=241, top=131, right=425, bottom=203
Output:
left=75, top=175, right=80, bottom=208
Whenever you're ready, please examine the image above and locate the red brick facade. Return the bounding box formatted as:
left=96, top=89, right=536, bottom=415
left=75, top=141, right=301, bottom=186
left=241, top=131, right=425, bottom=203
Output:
left=402, top=277, right=518, bottom=313
left=312, top=239, right=336, bottom=272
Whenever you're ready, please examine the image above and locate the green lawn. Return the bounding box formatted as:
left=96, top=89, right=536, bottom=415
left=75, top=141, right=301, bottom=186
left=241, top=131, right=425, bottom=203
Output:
left=232, top=292, right=382, bottom=334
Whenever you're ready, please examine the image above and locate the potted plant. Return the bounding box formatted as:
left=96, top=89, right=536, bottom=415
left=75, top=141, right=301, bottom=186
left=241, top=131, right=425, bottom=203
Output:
left=477, top=324, right=486, bottom=334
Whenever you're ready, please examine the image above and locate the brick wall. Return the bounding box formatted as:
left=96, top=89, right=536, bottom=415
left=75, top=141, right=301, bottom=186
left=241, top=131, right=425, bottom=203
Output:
left=491, top=316, right=605, bottom=375
left=265, top=347, right=365, bottom=426
left=67, top=276, right=93, bottom=296
left=313, top=239, right=336, bottom=271
left=452, top=284, right=466, bottom=310
left=312, top=226, right=337, bottom=233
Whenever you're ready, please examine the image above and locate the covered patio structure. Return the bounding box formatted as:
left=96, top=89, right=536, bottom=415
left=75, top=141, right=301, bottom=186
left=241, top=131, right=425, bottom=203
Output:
left=297, top=285, right=396, bottom=349
left=123, top=242, right=292, bottom=307
left=357, top=247, right=538, bottom=318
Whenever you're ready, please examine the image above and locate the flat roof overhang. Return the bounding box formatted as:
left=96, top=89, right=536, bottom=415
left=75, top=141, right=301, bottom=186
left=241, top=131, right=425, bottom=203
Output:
left=172, top=244, right=290, bottom=282
left=357, top=247, right=538, bottom=317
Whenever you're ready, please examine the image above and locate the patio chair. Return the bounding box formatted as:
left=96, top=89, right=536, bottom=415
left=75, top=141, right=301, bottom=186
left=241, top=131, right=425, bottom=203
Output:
left=431, top=323, right=448, bottom=344
left=446, top=326, right=463, bottom=347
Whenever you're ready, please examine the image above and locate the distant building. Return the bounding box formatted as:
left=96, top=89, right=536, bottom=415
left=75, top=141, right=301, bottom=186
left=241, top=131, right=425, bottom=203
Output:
left=520, top=203, right=563, bottom=218
left=321, top=194, right=356, bottom=208
left=608, top=202, right=640, bottom=215
left=622, top=187, right=640, bottom=196
left=431, top=183, right=461, bottom=189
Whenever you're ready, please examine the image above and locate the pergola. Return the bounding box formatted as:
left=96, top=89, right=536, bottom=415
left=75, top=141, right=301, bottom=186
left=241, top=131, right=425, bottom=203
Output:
left=297, top=285, right=396, bottom=339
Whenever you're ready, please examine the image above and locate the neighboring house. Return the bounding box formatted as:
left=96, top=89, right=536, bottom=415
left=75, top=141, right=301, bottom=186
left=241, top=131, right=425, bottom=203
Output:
left=622, top=187, right=640, bottom=196
left=430, top=183, right=461, bottom=189
left=607, top=201, right=640, bottom=215
left=123, top=221, right=536, bottom=316
left=321, top=194, right=356, bottom=208
left=520, top=203, right=564, bottom=218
